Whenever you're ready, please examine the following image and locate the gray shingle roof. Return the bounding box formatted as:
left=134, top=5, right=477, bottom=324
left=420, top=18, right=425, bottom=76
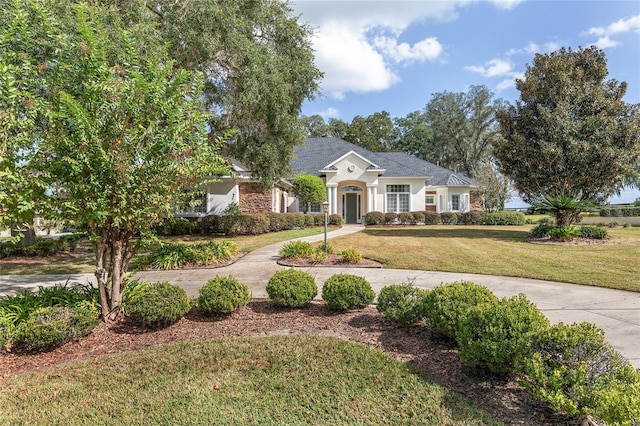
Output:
left=292, top=137, right=476, bottom=186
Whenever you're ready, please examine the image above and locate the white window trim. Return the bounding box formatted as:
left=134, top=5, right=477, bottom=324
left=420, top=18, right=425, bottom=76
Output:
left=385, top=184, right=411, bottom=213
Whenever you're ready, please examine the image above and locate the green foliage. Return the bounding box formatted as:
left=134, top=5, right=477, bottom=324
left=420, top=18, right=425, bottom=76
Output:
left=517, top=322, right=640, bottom=423
left=364, top=211, right=385, bottom=225
left=137, top=241, right=237, bottom=270
left=377, top=284, right=428, bottom=325
left=535, top=195, right=593, bottom=227
left=122, top=281, right=192, bottom=328
left=316, top=242, right=336, bottom=255
left=423, top=211, right=441, bottom=225
left=285, top=213, right=306, bottom=229
left=12, top=305, right=99, bottom=350
left=198, top=276, right=251, bottom=315
left=440, top=212, right=459, bottom=225
left=267, top=213, right=288, bottom=232
left=410, top=211, right=425, bottom=224
left=328, top=214, right=344, bottom=226
left=423, top=281, right=499, bottom=339
left=456, top=294, right=550, bottom=374
left=494, top=47, right=640, bottom=206
left=266, top=269, right=318, bottom=308
left=482, top=211, right=526, bottom=225
left=460, top=210, right=485, bottom=225
left=579, top=226, right=609, bottom=240
left=303, top=214, right=315, bottom=227
left=398, top=212, right=414, bottom=224
left=278, top=241, right=314, bottom=259
left=384, top=212, right=398, bottom=224
left=0, top=236, right=84, bottom=259
left=548, top=226, right=580, bottom=242
left=292, top=174, right=326, bottom=213
left=340, top=248, right=362, bottom=264
left=529, top=223, right=553, bottom=238
left=599, top=206, right=640, bottom=217
left=322, top=274, right=375, bottom=311
left=309, top=250, right=327, bottom=264
left=233, top=214, right=270, bottom=235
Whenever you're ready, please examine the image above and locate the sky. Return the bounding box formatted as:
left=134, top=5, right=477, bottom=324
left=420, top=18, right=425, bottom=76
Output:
left=291, top=0, right=640, bottom=205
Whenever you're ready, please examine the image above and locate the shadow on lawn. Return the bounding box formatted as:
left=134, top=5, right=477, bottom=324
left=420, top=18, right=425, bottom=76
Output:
left=362, top=227, right=530, bottom=242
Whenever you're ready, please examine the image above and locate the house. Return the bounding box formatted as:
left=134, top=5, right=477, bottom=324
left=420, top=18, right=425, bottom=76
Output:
left=177, top=137, right=479, bottom=223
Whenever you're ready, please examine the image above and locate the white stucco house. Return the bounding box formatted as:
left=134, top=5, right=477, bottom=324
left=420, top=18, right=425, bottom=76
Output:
left=177, top=137, right=479, bottom=224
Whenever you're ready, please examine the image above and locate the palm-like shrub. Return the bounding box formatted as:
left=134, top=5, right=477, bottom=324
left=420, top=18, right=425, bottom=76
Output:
left=377, top=284, right=428, bottom=325
left=198, top=276, right=251, bottom=315
left=322, top=274, right=375, bottom=311
left=535, top=194, right=593, bottom=227
left=266, top=269, right=318, bottom=308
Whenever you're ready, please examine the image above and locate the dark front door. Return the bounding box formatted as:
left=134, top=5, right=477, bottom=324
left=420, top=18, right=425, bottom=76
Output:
left=346, top=193, right=359, bottom=224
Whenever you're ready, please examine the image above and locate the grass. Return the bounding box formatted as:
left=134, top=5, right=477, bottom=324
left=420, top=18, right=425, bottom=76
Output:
left=0, top=227, right=329, bottom=276
left=0, top=335, right=498, bottom=425
left=327, top=225, right=640, bottom=293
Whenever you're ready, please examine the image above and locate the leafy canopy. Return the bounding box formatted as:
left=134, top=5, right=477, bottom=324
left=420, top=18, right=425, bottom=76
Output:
left=494, top=46, right=640, bottom=205
left=292, top=173, right=326, bottom=213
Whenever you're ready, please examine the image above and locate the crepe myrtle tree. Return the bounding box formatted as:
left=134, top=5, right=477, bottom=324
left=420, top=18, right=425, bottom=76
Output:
left=494, top=46, right=640, bottom=223
left=34, top=4, right=229, bottom=320
left=292, top=173, right=326, bottom=213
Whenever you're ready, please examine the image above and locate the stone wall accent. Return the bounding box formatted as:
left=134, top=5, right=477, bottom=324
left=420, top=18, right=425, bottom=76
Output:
left=239, top=182, right=272, bottom=214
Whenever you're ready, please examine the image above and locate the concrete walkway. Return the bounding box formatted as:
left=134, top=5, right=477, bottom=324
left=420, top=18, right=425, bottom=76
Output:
left=1, top=224, right=639, bottom=368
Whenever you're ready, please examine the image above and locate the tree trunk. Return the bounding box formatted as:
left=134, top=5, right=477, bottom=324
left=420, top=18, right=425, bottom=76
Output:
left=11, top=221, right=36, bottom=246
left=109, top=239, right=125, bottom=321
left=94, top=241, right=110, bottom=320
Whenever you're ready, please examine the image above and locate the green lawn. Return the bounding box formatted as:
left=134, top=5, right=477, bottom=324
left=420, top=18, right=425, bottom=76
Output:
left=0, top=335, right=498, bottom=425
left=326, top=225, right=640, bottom=293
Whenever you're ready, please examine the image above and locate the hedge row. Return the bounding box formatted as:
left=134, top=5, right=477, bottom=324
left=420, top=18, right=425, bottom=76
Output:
left=0, top=234, right=84, bottom=259
left=155, top=213, right=344, bottom=236
left=599, top=206, right=640, bottom=217
left=376, top=281, right=640, bottom=424
left=364, top=210, right=526, bottom=226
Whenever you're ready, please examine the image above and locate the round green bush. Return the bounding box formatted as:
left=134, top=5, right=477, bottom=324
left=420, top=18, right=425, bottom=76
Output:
left=266, top=269, right=318, bottom=308
left=364, top=211, right=385, bottom=225
left=377, top=284, right=428, bottom=325
left=423, top=281, right=499, bottom=339
left=123, top=281, right=192, bottom=328
left=456, top=294, right=550, bottom=374
left=12, top=304, right=99, bottom=350
left=322, top=274, right=375, bottom=311
left=517, top=322, right=640, bottom=422
left=198, top=276, right=251, bottom=315
left=340, top=248, right=362, bottom=264
left=440, top=212, right=459, bottom=225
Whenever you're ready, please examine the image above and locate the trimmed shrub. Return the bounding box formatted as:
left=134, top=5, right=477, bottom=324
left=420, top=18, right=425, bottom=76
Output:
left=285, top=213, right=306, bottom=228
left=364, top=211, right=385, bottom=225
left=309, top=250, right=327, bottom=264
left=123, top=281, right=192, bottom=328
left=483, top=211, right=526, bottom=225
left=267, top=213, right=287, bottom=232
left=579, top=225, right=609, bottom=240
left=518, top=322, right=640, bottom=422
left=410, top=211, right=425, bottom=224
left=279, top=241, right=314, bottom=259
left=303, top=214, right=315, bottom=227
left=377, top=284, right=428, bottom=325
left=460, top=210, right=485, bottom=225
left=440, top=212, right=459, bottom=225
left=200, top=214, right=220, bottom=234
left=384, top=212, right=397, bottom=224
left=266, top=269, right=318, bottom=308
left=12, top=304, right=99, bottom=350
left=155, top=217, right=200, bottom=236
left=198, top=276, right=251, bottom=315
left=457, top=294, right=550, bottom=374
left=328, top=214, right=344, bottom=226
left=398, top=212, right=414, bottom=224
left=312, top=214, right=325, bottom=226
left=322, top=274, right=375, bottom=311
left=423, top=281, right=499, bottom=339
left=234, top=214, right=270, bottom=235
left=341, top=248, right=362, bottom=264
left=423, top=211, right=440, bottom=225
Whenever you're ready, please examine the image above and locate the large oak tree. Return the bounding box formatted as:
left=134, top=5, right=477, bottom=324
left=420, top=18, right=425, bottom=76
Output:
left=494, top=47, right=640, bottom=206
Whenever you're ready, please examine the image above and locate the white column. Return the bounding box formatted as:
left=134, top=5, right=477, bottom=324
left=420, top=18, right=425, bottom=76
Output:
left=283, top=191, right=288, bottom=212
left=367, top=185, right=378, bottom=212
left=332, top=186, right=338, bottom=215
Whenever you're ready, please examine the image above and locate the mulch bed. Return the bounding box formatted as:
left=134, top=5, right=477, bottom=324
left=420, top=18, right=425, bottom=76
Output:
left=0, top=300, right=582, bottom=425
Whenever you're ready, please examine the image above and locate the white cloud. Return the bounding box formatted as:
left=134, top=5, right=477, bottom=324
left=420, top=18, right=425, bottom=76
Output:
left=506, top=41, right=563, bottom=56
left=584, top=14, right=640, bottom=49
left=292, top=1, right=475, bottom=98
left=587, top=14, right=640, bottom=37
left=373, top=36, right=443, bottom=63
left=490, top=0, right=524, bottom=10
left=465, top=59, right=514, bottom=78
left=316, top=107, right=339, bottom=120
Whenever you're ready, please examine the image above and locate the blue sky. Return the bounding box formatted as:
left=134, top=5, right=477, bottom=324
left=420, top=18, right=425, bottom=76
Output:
left=291, top=0, right=640, bottom=204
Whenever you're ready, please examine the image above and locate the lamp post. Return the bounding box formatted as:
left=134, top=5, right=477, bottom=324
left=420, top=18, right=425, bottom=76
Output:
left=322, top=200, right=330, bottom=254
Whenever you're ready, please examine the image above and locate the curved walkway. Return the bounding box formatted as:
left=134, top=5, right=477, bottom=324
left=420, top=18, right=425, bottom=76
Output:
left=1, top=225, right=639, bottom=367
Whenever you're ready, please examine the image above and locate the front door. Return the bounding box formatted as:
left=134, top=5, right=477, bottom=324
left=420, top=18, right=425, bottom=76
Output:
left=345, top=193, right=360, bottom=224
